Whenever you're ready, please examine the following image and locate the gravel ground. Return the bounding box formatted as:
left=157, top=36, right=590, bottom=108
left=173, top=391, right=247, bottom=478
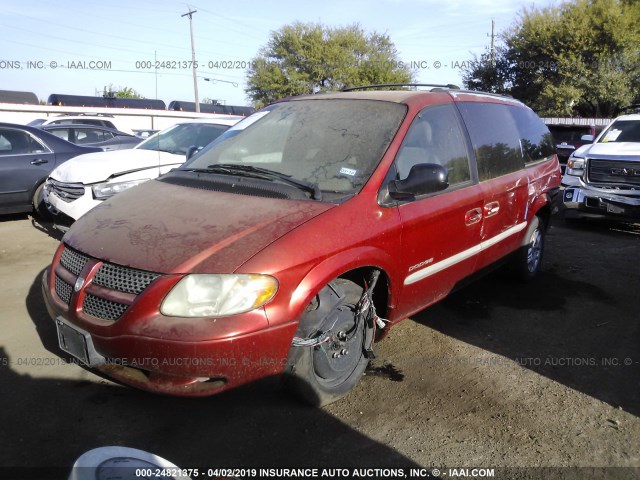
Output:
left=0, top=213, right=638, bottom=480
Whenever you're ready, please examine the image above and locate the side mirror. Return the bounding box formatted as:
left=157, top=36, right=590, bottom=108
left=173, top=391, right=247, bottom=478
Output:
left=185, top=145, right=199, bottom=160
left=388, top=163, right=449, bottom=199
left=580, top=134, right=594, bottom=143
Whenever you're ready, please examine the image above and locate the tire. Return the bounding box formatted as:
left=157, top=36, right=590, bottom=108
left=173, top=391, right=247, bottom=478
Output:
left=285, top=278, right=372, bottom=407
left=514, top=215, right=545, bottom=282
left=32, top=183, right=52, bottom=220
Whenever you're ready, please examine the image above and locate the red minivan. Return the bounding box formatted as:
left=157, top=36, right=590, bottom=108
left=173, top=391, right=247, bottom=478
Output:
left=43, top=86, right=561, bottom=406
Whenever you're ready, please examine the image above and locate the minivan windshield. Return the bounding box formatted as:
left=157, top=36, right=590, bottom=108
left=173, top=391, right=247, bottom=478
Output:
left=598, top=119, right=640, bottom=143
left=137, top=123, right=230, bottom=155
left=183, top=99, right=406, bottom=196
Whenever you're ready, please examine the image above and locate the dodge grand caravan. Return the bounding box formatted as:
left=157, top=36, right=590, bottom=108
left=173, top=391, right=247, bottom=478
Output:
left=42, top=86, right=561, bottom=406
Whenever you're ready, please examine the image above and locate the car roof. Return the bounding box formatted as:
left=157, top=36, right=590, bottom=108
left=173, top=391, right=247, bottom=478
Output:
left=612, top=114, right=640, bottom=122
left=286, top=89, right=525, bottom=108
left=40, top=123, right=133, bottom=135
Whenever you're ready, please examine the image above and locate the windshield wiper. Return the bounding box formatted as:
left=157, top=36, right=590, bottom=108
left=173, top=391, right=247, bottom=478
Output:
left=192, top=164, right=322, bottom=200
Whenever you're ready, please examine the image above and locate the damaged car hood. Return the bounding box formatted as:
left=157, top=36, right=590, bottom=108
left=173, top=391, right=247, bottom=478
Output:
left=50, top=148, right=184, bottom=184
left=63, top=178, right=333, bottom=274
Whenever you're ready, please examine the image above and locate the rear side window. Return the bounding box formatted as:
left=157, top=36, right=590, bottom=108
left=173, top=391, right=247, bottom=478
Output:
left=509, top=106, right=555, bottom=164
left=457, top=102, right=524, bottom=181
left=0, top=129, right=48, bottom=155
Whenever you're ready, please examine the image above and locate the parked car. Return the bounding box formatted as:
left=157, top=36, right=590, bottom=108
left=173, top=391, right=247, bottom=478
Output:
left=561, top=114, right=640, bottom=221
left=39, top=124, right=142, bottom=151
left=132, top=129, right=160, bottom=139
left=28, top=114, right=134, bottom=134
left=43, top=117, right=242, bottom=222
left=0, top=122, right=102, bottom=215
left=42, top=87, right=561, bottom=406
left=547, top=124, right=602, bottom=173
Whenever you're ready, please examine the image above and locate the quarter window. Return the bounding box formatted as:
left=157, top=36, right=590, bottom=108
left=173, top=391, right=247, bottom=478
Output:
left=395, top=104, right=471, bottom=186
left=509, top=106, right=555, bottom=164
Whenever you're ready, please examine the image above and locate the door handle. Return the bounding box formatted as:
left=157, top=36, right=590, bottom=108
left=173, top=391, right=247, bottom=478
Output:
left=465, top=208, right=483, bottom=226
left=484, top=201, right=500, bottom=217
left=30, top=159, right=48, bottom=165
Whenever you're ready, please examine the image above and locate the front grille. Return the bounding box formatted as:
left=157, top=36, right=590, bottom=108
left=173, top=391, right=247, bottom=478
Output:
left=49, top=180, right=85, bottom=203
left=82, top=294, right=129, bottom=321
left=60, top=247, right=89, bottom=276
left=589, top=159, right=640, bottom=187
left=54, top=274, right=73, bottom=305
left=55, top=244, right=162, bottom=322
left=93, top=263, right=160, bottom=295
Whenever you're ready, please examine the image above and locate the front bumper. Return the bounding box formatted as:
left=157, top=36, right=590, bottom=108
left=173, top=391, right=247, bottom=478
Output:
left=561, top=185, right=640, bottom=221
left=42, top=268, right=298, bottom=396
left=43, top=182, right=101, bottom=221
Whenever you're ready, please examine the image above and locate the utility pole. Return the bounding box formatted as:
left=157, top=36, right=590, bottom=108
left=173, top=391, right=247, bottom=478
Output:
left=488, top=18, right=496, bottom=67
left=154, top=50, right=158, bottom=100
left=182, top=9, right=200, bottom=112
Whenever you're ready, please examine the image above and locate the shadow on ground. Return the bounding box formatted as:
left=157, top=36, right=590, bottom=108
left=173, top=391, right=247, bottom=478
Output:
left=10, top=270, right=421, bottom=473
left=411, top=221, right=640, bottom=417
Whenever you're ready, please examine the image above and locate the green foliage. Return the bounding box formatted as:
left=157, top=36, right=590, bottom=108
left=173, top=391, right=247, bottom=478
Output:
left=246, top=22, right=414, bottom=107
left=462, top=0, right=640, bottom=116
left=103, top=84, right=144, bottom=99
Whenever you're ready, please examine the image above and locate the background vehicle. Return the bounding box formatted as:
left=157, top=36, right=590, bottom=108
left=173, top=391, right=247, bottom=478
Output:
left=43, top=87, right=560, bottom=406
left=39, top=124, right=142, bottom=151
left=28, top=114, right=134, bottom=134
left=43, top=117, right=242, bottom=222
left=0, top=122, right=101, bottom=215
left=547, top=124, right=602, bottom=172
left=561, top=114, right=640, bottom=221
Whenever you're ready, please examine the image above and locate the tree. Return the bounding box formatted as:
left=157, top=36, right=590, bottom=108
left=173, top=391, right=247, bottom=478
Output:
left=246, top=22, right=414, bottom=107
left=102, top=85, right=144, bottom=99
left=462, top=0, right=640, bottom=117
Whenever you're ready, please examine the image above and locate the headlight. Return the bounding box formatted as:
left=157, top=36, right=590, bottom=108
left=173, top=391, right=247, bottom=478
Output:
left=566, top=157, right=585, bottom=176
left=92, top=179, right=149, bottom=199
left=160, top=274, right=278, bottom=317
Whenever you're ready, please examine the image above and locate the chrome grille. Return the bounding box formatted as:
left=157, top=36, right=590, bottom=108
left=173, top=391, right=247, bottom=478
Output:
left=54, top=274, right=73, bottom=305
left=82, top=294, right=129, bottom=321
left=93, top=263, right=160, bottom=295
left=49, top=180, right=85, bottom=203
left=59, top=247, right=89, bottom=276
left=589, top=159, right=640, bottom=187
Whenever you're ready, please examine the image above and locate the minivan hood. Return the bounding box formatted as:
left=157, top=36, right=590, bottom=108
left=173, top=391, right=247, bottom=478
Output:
left=64, top=178, right=333, bottom=274
left=50, top=149, right=184, bottom=184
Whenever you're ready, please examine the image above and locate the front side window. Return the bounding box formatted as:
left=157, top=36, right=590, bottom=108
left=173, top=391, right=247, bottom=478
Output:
left=76, top=128, right=106, bottom=144
left=48, top=129, right=71, bottom=142
left=457, top=102, right=524, bottom=181
left=395, top=104, right=471, bottom=186
left=184, top=99, right=407, bottom=196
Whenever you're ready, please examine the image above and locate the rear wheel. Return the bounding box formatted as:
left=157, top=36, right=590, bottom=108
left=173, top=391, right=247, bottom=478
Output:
left=514, top=216, right=545, bottom=282
left=285, top=278, right=372, bottom=406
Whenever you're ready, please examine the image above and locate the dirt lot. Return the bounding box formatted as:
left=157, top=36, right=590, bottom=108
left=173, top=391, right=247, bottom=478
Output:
left=0, top=213, right=638, bottom=479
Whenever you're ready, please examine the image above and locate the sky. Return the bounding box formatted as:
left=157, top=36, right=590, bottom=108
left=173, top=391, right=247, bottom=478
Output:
left=1, top=0, right=556, bottom=107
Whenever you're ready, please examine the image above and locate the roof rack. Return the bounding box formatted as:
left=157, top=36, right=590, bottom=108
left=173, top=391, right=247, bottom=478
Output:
left=342, top=83, right=461, bottom=92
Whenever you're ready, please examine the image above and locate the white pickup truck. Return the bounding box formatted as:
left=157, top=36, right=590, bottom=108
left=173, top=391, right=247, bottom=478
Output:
left=561, top=114, right=640, bottom=221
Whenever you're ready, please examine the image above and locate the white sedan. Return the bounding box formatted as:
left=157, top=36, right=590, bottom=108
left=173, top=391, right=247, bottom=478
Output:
left=44, top=117, right=241, bottom=222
